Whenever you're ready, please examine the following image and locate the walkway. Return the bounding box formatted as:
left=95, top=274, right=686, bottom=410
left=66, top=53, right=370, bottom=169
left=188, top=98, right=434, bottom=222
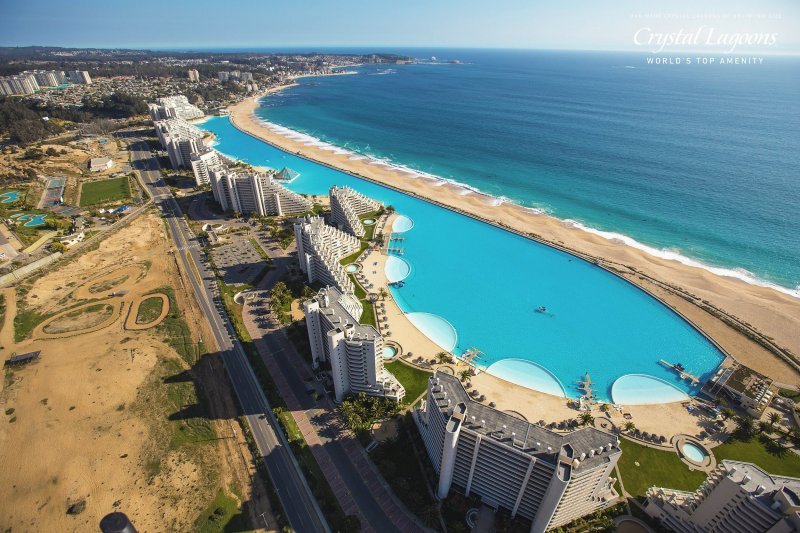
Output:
left=241, top=253, right=427, bottom=533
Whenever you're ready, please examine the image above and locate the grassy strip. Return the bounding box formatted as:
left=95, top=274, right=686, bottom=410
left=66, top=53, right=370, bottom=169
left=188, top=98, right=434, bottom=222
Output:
left=239, top=416, right=289, bottom=530
left=617, top=438, right=706, bottom=498
left=340, top=241, right=368, bottom=266
left=193, top=487, right=248, bottom=533
left=154, top=287, right=206, bottom=365
left=347, top=273, right=376, bottom=328
left=79, top=176, right=132, bottom=206
left=713, top=435, right=800, bottom=477
left=215, top=278, right=355, bottom=532
left=385, top=360, right=431, bottom=404
left=371, top=413, right=441, bottom=528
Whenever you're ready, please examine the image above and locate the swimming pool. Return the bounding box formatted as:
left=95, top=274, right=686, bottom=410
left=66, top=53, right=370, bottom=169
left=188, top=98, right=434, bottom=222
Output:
left=385, top=255, right=411, bottom=283
left=0, top=191, right=20, bottom=203
left=23, top=214, right=47, bottom=227
left=392, top=215, right=414, bottom=233
left=383, top=345, right=398, bottom=359
left=681, top=442, right=708, bottom=463
left=201, top=116, right=726, bottom=403
left=363, top=218, right=376, bottom=225
left=345, top=264, right=361, bottom=273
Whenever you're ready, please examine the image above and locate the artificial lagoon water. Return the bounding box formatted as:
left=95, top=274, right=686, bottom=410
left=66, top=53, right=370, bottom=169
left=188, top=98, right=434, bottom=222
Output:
left=201, top=116, right=725, bottom=403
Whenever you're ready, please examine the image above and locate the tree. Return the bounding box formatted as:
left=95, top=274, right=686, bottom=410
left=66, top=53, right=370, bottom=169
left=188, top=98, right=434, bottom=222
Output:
left=48, top=241, right=67, bottom=253
left=759, top=421, right=775, bottom=435
left=378, top=287, right=388, bottom=301
left=735, top=416, right=756, bottom=440
left=624, top=421, right=636, bottom=432
left=458, top=368, right=475, bottom=383
left=435, top=352, right=453, bottom=365
left=579, top=412, right=594, bottom=426
left=768, top=412, right=782, bottom=426
left=721, top=407, right=736, bottom=420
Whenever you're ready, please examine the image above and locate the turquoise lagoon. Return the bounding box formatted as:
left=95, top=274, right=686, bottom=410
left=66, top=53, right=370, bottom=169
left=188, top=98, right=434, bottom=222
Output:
left=200, top=116, right=725, bottom=403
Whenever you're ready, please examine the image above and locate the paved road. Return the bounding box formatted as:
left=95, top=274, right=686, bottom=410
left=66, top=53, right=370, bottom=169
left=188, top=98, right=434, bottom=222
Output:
left=128, top=140, right=329, bottom=533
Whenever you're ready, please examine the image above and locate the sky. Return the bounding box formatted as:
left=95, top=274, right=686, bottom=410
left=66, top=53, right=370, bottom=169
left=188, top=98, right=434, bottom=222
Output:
left=1, top=0, right=797, bottom=52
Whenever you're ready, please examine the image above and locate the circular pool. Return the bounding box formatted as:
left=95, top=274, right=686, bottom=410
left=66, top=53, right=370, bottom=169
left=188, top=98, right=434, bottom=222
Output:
left=385, top=256, right=411, bottom=283
left=406, top=312, right=458, bottom=352
left=681, top=442, right=708, bottom=463
left=383, top=345, right=398, bottom=359
left=392, top=215, right=414, bottom=233
left=345, top=263, right=361, bottom=273
left=363, top=218, right=376, bottom=225
left=611, top=374, right=690, bottom=405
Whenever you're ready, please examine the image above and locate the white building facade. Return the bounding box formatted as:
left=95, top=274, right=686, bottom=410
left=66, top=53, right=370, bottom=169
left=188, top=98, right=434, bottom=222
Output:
left=645, top=460, right=800, bottom=532
left=208, top=168, right=312, bottom=216
left=294, top=216, right=359, bottom=294
left=303, top=286, right=404, bottom=402
left=415, top=372, right=621, bottom=532
left=329, top=185, right=382, bottom=238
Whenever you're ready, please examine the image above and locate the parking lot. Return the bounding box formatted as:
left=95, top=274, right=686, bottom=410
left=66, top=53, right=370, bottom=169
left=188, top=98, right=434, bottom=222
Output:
left=211, top=239, right=265, bottom=286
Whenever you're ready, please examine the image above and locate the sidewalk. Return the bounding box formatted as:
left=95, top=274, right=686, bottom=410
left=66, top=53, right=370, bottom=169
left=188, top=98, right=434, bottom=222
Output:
left=241, top=258, right=427, bottom=532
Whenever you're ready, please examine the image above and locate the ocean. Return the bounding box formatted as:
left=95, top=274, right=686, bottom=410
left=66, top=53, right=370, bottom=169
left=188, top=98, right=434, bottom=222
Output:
left=254, top=48, right=800, bottom=295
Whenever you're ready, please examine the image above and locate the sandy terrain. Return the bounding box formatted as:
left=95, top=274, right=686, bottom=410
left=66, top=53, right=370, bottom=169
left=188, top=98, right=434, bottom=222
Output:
left=0, top=211, right=274, bottom=532
left=230, top=95, right=800, bottom=386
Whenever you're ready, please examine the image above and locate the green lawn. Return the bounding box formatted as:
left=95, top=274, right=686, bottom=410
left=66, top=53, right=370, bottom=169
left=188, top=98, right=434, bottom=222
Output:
left=193, top=488, right=246, bottom=533
left=80, top=177, right=131, bottom=206
left=385, top=360, right=431, bottom=404
left=617, top=439, right=707, bottom=498
left=713, top=436, right=800, bottom=477
left=136, top=296, right=163, bottom=323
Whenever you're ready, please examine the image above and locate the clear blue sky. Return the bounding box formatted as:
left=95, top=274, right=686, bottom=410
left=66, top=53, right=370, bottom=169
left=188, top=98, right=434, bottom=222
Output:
left=1, top=0, right=797, bottom=52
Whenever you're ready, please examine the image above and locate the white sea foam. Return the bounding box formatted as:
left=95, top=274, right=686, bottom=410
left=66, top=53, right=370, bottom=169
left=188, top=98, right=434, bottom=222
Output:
left=247, top=115, right=800, bottom=299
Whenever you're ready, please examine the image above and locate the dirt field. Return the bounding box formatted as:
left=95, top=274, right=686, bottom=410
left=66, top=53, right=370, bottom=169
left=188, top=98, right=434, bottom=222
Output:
left=0, top=211, right=275, bottom=532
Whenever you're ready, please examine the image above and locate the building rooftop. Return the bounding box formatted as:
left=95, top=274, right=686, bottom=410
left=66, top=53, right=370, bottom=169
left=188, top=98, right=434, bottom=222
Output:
left=430, top=372, right=619, bottom=471
left=314, top=286, right=380, bottom=342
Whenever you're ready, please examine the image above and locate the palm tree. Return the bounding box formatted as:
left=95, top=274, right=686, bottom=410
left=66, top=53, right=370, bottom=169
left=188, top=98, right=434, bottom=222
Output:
left=378, top=287, right=388, bottom=301
left=721, top=407, right=736, bottom=420
left=458, top=369, right=474, bottom=383
left=759, top=421, right=775, bottom=435
left=624, top=421, right=636, bottom=433
left=768, top=412, right=782, bottom=425
left=435, top=352, right=452, bottom=365
left=735, top=416, right=755, bottom=438
left=578, top=412, right=594, bottom=426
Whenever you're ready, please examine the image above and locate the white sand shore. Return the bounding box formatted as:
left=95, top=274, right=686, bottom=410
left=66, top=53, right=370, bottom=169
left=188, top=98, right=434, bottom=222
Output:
left=228, top=94, right=800, bottom=386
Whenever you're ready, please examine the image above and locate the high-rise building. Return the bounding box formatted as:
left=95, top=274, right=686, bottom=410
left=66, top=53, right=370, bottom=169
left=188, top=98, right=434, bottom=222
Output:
left=68, top=70, right=92, bottom=84
left=189, top=148, right=222, bottom=186
left=240, top=72, right=254, bottom=82
left=0, top=73, right=39, bottom=95
left=153, top=118, right=206, bottom=169
left=645, top=460, right=800, bottom=532
left=149, top=95, right=204, bottom=121
left=415, top=372, right=621, bottom=532
left=303, top=286, right=404, bottom=402
left=25, top=70, right=66, bottom=88
left=187, top=69, right=200, bottom=82
left=294, top=216, right=360, bottom=294
left=330, top=186, right=382, bottom=237
left=208, top=168, right=313, bottom=216
left=218, top=71, right=230, bottom=81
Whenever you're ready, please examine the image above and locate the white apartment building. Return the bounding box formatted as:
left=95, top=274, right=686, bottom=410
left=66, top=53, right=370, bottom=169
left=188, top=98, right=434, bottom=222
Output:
left=645, top=460, right=800, bottom=532
left=25, top=70, right=66, bottom=88
left=329, top=185, right=382, bottom=238
left=209, top=168, right=313, bottom=216
left=187, top=69, right=200, bottom=82
left=148, top=95, right=204, bottom=121
left=68, top=70, right=92, bottom=84
left=294, top=216, right=359, bottom=294
left=189, top=148, right=222, bottom=186
left=0, top=74, right=39, bottom=96
left=153, top=118, right=207, bottom=169
left=303, top=286, right=404, bottom=402
left=415, top=372, right=621, bottom=532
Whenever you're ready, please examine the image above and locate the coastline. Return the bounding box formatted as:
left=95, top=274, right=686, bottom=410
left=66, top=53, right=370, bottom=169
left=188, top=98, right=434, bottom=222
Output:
left=226, top=94, right=800, bottom=385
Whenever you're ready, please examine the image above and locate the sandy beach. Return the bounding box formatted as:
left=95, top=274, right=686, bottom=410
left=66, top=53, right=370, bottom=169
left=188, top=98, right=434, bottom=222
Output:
left=228, top=94, right=800, bottom=386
